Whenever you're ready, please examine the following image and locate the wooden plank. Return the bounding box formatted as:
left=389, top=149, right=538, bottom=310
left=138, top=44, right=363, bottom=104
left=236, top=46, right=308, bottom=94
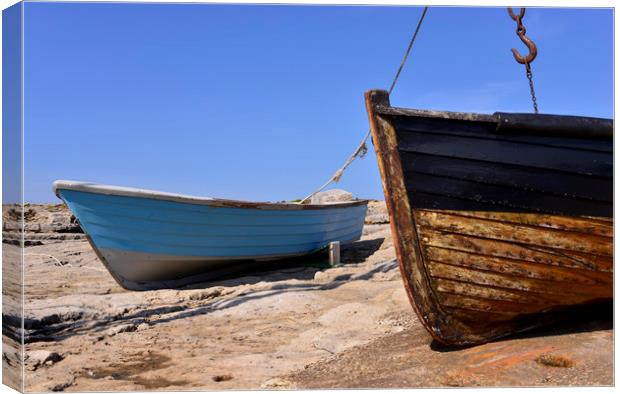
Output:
left=405, top=172, right=612, bottom=217
left=427, top=210, right=613, bottom=238
left=494, top=112, right=613, bottom=141
left=436, top=292, right=569, bottom=315
left=420, top=229, right=613, bottom=272
left=425, top=246, right=611, bottom=286
left=427, top=260, right=611, bottom=298
left=376, top=106, right=496, bottom=123
left=394, top=116, right=613, bottom=152
left=440, top=307, right=518, bottom=324
left=396, top=131, right=612, bottom=178
left=416, top=210, right=612, bottom=256
left=432, top=278, right=573, bottom=306
left=405, top=191, right=494, bottom=212
left=401, top=152, right=612, bottom=203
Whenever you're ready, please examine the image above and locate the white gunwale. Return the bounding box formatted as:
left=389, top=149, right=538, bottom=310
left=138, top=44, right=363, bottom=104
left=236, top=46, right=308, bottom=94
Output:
left=53, top=180, right=368, bottom=210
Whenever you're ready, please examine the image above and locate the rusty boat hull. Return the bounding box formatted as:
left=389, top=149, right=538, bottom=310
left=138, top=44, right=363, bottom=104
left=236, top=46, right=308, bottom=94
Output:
left=365, top=89, right=613, bottom=346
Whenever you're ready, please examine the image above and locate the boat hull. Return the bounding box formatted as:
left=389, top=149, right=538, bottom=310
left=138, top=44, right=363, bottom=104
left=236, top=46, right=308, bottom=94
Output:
left=54, top=182, right=368, bottom=290
left=365, top=89, right=613, bottom=346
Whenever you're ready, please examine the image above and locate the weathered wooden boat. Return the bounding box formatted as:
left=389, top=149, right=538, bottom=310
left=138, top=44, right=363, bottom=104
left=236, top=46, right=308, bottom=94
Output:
left=365, top=89, right=613, bottom=346
left=53, top=180, right=368, bottom=291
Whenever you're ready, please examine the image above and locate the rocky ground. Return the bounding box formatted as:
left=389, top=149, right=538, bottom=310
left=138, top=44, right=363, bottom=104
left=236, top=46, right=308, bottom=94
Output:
left=2, top=201, right=613, bottom=391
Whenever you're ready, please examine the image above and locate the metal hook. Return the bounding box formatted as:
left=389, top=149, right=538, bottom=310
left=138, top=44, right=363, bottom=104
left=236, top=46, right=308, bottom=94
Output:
left=507, top=8, right=538, bottom=65
left=511, top=33, right=538, bottom=64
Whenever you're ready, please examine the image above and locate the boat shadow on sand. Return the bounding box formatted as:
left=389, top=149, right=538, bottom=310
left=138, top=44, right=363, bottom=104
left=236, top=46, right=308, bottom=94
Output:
left=19, top=238, right=389, bottom=343
left=180, top=236, right=387, bottom=289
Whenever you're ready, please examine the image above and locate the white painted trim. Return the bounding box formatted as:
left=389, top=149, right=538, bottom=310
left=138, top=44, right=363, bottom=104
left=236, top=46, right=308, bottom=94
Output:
left=53, top=180, right=368, bottom=210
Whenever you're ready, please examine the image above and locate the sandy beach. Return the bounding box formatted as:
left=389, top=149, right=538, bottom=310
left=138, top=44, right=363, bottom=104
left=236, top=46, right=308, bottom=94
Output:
left=2, top=202, right=613, bottom=391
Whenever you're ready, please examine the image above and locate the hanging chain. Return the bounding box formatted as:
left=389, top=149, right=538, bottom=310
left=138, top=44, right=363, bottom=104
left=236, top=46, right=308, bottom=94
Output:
left=525, top=62, right=539, bottom=113
left=507, top=8, right=539, bottom=113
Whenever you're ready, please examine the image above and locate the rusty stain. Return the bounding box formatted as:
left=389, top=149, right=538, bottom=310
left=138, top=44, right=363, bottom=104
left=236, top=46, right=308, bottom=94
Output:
left=535, top=354, right=575, bottom=368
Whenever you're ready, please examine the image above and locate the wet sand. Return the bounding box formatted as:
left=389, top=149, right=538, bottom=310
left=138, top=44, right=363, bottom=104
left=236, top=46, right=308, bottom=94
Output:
left=2, top=202, right=613, bottom=391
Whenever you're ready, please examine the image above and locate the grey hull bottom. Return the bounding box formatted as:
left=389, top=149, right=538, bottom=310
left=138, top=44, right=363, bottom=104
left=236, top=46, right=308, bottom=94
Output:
left=92, top=242, right=321, bottom=291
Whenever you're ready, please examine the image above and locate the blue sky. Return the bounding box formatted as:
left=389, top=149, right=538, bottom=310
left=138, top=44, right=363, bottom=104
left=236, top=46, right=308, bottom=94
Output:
left=20, top=3, right=613, bottom=203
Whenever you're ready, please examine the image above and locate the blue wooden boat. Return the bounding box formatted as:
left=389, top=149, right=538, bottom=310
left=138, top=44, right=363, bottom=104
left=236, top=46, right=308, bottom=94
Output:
left=53, top=180, right=368, bottom=290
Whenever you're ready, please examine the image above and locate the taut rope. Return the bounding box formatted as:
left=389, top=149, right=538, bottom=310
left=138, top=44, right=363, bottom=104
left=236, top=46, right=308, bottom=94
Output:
left=300, top=6, right=429, bottom=204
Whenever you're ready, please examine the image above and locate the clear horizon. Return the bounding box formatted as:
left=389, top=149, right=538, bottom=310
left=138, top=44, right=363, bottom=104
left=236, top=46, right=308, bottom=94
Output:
left=6, top=3, right=614, bottom=203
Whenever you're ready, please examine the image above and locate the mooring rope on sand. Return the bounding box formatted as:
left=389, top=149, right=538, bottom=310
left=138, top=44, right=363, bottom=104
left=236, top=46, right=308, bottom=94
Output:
left=24, top=252, right=106, bottom=273
left=299, top=6, right=429, bottom=204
